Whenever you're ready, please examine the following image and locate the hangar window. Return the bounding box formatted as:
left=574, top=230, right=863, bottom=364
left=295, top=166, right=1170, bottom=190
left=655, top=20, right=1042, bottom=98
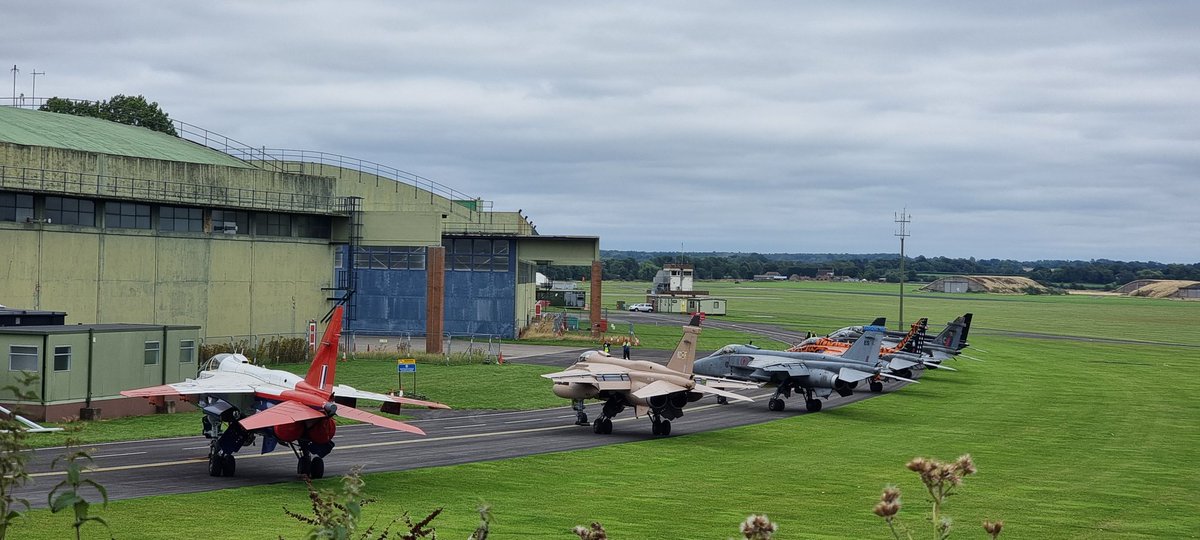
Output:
left=8, top=345, right=38, bottom=372
left=160, top=206, right=203, bottom=232
left=256, top=213, right=292, bottom=237
left=0, top=193, right=34, bottom=223
left=351, top=246, right=426, bottom=271
left=295, top=215, right=331, bottom=239
left=180, top=340, right=195, bottom=363
left=45, top=196, right=96, bottom=226
left=211, top=210, right=249, bottom=235
left=443, top=238, right=510, bottom=272
left=105, top=202, right=151, bottom=229
left=53, top=346, right=71, bottom=372
left=144, top=341, right=161, bottom=365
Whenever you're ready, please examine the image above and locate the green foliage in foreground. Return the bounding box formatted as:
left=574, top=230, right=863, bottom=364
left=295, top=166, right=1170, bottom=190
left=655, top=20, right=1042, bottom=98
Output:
left=14, top=335, right=1200, bottom=538
left=28, top=362, right=560, bottom=450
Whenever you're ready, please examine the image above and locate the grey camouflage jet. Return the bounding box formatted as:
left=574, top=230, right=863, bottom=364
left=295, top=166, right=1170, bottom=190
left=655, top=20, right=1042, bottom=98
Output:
left=693, top=330, right=916, bottom=413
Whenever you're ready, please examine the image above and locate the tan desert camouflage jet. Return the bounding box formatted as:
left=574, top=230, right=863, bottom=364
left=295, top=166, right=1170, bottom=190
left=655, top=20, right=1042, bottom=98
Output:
left=543, top=314, right=757, bottom=436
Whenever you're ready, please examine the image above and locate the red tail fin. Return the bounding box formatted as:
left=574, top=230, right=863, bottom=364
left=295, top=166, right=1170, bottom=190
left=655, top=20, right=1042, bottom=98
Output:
left=305, top=306, right=343, bottom=393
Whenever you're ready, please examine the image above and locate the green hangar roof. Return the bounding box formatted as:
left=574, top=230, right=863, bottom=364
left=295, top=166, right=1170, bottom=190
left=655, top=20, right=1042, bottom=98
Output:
left=0, top=106, right=252, bottom=168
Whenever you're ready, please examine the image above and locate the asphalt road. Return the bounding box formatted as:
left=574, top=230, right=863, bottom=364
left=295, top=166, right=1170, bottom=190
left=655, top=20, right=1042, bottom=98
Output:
left=17, top=331, right=909, bottom=507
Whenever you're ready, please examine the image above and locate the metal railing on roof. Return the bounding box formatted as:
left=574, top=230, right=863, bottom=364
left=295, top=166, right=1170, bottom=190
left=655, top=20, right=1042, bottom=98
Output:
left=172, top=121, right=488, bottom=219
left=0, top=165, right=345, bottom=214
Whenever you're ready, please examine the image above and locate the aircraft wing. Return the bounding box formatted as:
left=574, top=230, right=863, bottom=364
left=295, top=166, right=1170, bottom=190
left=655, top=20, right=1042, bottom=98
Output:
left=759, top=362, right=812, bottom=378
left=837, top=367, right=876, bottom=383
left=332, top=384, right=451, bottom=409
left=692, top=385, right=754, bottom=403
left=335, top=404, right=425, bottom=435
left=120, top=371, right=257, bottom=398
left=239, top=400, right=326, bottom=431
left=885, top=357, right=919, bottom=370
left=694, top=376, right=760, bottom=390
left=631, top=379, right=688, bottom=399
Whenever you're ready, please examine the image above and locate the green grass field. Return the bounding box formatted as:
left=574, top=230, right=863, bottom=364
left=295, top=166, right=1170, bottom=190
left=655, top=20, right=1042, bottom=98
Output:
left=15, top=282, right=1200, bottom=538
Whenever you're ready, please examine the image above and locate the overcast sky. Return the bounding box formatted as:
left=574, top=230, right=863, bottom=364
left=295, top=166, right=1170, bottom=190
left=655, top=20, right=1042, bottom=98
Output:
left=5, top=2, right=1197, bottom=262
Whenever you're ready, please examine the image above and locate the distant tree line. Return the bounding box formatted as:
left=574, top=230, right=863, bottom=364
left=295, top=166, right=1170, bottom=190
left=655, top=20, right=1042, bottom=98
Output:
left=539, top=252, right=1200, bottom=289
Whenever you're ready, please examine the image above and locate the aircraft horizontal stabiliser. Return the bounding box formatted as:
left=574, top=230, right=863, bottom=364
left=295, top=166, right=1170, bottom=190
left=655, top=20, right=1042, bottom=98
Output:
left=121, top=306, right=449, bottom=479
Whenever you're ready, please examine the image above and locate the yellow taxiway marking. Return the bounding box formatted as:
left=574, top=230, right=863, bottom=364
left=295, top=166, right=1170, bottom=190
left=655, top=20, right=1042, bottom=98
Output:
left=29, top=393, right=775, bottom=479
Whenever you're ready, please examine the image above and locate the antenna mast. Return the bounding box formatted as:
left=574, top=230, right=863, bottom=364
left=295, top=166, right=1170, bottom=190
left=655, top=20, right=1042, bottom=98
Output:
left=9, top=65, right=17, bottom=104
left=31, top=69, right=45, bottom=103
left=894, top=208, right=911, bottom=329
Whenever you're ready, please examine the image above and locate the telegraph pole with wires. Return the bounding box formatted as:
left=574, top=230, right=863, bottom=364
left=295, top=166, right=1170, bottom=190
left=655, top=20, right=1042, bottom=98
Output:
left=894, top=209, right=911, bottom=330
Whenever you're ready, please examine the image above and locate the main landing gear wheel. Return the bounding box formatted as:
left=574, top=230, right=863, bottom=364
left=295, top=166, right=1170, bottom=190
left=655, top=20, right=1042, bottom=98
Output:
left=221, top=454, right=236, bottom=477
left=805, top=399, right=823, bottom=412
left=208, top=453, right=224, bottom=477
left=592, top=417, right=613, bottom=434
left=309, top=457, right=325, bottom=479
left=716, top=396, right=729, bottom=405
left=767, top=398, right=785, bottom=412
left=651, top=418, right=672, bottom=436
left=870, top=381, right=884, bottom=393
left=297, top=455, right=312, bottom=475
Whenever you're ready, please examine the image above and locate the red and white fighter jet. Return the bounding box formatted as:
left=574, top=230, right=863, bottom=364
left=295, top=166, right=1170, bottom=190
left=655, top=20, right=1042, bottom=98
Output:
left=121, top=306, right=447, bottom=478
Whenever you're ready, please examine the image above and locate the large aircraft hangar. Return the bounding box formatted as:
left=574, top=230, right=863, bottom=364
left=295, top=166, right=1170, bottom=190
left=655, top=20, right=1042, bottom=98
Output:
left=0, top=105, right=599, bottom=342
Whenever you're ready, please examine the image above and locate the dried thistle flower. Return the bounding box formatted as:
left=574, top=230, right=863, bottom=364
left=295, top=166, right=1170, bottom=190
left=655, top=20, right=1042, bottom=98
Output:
left=572, top=522, right=607, bottom=540
left=740, top=514, right=778, bottom=539
left=955, top=454, right=977, bottom=476
left=983, top=519, right=1004, bottom=538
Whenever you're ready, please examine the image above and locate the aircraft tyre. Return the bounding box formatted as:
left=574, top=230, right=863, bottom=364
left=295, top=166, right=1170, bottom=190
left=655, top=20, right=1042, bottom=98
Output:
left=221, top=454, right=236, bottom=477
left=208, top=453, right=223, bottom=477
left=575, top=411, right=588, bottom=425
left=767, top=398, right=785, bottom=412
left=716, top=396, right=728, bottom=405
left=651, top=419, right=661, bottom=436
left=297, top=455, right=311, bottom=475
left=592, top=418, right=603, bottom=434
left=601, top=418, right=613, bottom=434
left=870, top=381, right=884, bottom=393
left=309, top=457, right=325, bottom=479
left=806, top=399, right=823, bottom=412
left=660, top=420, right=671, bottom=436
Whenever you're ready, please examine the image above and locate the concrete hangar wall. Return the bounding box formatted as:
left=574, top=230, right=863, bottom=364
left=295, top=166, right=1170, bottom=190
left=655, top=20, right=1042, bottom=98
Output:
left=0, top=105, right=598, bottom=340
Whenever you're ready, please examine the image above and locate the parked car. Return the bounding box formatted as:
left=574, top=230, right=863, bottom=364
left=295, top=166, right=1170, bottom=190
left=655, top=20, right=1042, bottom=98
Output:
left=628, top=303, right=654, bottom=312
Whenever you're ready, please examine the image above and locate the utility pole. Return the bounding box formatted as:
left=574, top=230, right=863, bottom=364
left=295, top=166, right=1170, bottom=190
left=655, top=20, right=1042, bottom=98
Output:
left=31, top=69, right=45, bottom=103
left=10, top=65, right=17, bottom=104
left=894, top=209, right=911, bottom=329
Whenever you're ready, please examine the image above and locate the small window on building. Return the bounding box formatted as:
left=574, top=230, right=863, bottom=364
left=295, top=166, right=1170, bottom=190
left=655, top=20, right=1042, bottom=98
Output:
left=256, top=213, right=293, bottom=236
left=180, top=340, right=195, bottom=363
left=53, top=345, right=71, bottom=372
left=295, top=215, right=331, bottom=239
left=8, top=345, right=38, bottom=372
left=45, top=196, right=96, bottom=226
left=144, top=341, right=161, bottom=365
left=160, top=206, right=203, bottom=232
left=0, top=193, right=35, bottom=223
left=105, top=202, right=151, bottom=229
left=211, top=210, right=249, bottom=235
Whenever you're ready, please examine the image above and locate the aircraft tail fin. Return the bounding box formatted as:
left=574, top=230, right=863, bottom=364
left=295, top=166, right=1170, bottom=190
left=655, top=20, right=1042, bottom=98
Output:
left=931, top=316, right=966, bottom=350
left=899, top=318, right=928, bottom=353
left=958, top=313, right=973, bottom=347
left=869, top=317, right=886, bottom=328
left=304, top=305, right=343, bottom=393
left=841, top=331, right=884, bottom=363
left=665, top=314, right=703, bottom=374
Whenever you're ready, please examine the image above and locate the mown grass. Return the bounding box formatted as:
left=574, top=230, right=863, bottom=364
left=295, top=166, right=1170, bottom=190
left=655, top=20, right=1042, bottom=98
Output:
left=16, top=281, right=1200, bottom=537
